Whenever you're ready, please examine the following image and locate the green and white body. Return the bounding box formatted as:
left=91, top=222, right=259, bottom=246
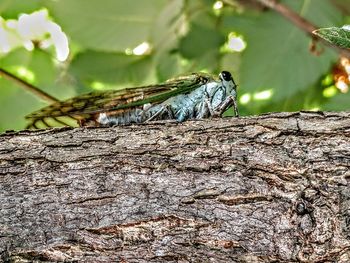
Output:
left=26, top=71, right=238, bottom=128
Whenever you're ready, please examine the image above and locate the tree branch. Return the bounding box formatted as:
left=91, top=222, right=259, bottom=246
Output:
left=255, top=0, right=350, bottom=58
left=0, top=68, right=58, bottom=103
left=1, top=112, right=350, bottom=262
left=224, top=0, right=350, bottom=58
left=255, top=0, right=317, bottom=32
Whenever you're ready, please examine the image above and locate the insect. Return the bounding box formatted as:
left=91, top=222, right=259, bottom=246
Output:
left=26, top=71, right=239, bottom=128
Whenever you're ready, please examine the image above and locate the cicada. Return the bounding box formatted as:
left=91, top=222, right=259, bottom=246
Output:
left=26, top=71, right=239, bottom=128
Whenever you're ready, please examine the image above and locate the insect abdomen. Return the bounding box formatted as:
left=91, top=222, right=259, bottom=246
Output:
left=96, top=105, right=163, bottom=126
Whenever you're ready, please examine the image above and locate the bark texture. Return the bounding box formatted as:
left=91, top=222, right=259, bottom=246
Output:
left=1, top=111, right=350, bottom=262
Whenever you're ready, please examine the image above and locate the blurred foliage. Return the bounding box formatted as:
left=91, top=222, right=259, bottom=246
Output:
left=0, top=0, right=350, bottom=131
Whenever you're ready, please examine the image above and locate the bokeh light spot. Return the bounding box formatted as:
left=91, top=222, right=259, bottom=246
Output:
left=253, top=90, right=273, bottom=100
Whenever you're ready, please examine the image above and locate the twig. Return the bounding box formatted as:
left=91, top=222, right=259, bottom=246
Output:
left=255, top=0, right=350, bottom=58
left=223, top=0, right=350, bottom=58
left=0, top=68, right=58, bottom=103
left=255, top=0, right=317, bottom=32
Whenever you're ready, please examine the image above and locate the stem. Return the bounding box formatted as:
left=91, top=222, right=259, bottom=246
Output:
left=255, top=0, right=350, bottom=58
left=0, top=68, right=58, bottom=103
left=256, top=0, right=317, bottom=32
left=223, top=0, right=350, bottom=58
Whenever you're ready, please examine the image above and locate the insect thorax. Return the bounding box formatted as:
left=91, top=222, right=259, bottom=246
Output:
left=95, top=81, right=231, bottom=126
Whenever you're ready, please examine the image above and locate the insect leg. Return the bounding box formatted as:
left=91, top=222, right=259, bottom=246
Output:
left=232, top=97, right=239, bottom=117
left=213, top=95, right=239, bottom=117
left=145, top=105, right=174, bottom=122
left=196, top=100, right=210, bottom=119
left=203, top=86, right=229, bottom=117
left=203, top=92, right=226, bottom=117
left=200, top=88, right=217, bottom=117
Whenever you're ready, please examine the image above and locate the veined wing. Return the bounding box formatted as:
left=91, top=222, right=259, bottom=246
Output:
left=26, top=72, right=213, bottom=128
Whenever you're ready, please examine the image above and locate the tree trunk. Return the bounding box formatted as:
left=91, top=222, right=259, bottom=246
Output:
left=1, top=111, right=350, bottom=262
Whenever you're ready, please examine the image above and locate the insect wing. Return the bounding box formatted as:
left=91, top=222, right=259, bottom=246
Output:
left=26, top=73, right=212, bottom=128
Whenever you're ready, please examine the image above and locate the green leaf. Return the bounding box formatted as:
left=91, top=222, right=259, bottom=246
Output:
left=178, top=3, right=225, bottom=72
left=223, top=0, right=340, bottom=103
left=69, top=51, right=155, bottom=90
left=42, top=0, right=168, bottom=52
left=0, top=78, right=42, bottom=131
left=156, top=53, right=183, bottom=81
left=0, top=0, right=40, bottom=19
left=0, top=48, right=78, bottom=131
left=150, top=0, right=186, bottom=80
left=323, top=92, right=350, bottom=111
left=179, top=23, right=224, bottom=59
left=313, top=26, right=350, bottom=49
left=0, top=49, right=47, bottom=131
left=150, top=0, right=184, bottom=51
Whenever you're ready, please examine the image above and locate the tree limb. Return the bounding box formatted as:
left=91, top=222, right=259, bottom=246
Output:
left=1, top=111, right=350, bottom=262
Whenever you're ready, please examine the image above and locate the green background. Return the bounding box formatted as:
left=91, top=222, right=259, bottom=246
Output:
left=0, top=0, right=349, bottom=131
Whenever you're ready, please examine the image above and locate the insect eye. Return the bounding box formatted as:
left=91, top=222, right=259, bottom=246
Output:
left=220, top=71, right=232, bottom=81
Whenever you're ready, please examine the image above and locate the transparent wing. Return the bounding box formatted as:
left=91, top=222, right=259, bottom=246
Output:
left=26, top=73, right=213, bottom=128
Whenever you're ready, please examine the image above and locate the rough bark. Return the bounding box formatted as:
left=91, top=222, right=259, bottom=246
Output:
left=1, top=111, right=350, bottom=263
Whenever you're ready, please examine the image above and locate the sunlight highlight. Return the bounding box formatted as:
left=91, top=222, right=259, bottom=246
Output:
left=125, top=42, right=152, bottom=56
left=15, top=66, right=35, bottom=82
left=321, top=74, right=333, bottom=86
left=222, top=32, right=246, bottom=53
left=335, top=79, right=349, bottom=93
left=228, top=36, right=246, bottom=52
left=253, top=90, right=273, bottom=100
left=239, top=93, right=251, bottom=105
left=322, top=86, right=337, bottom=98
left=309, top=107, right=320, bottom=111
left=124, top=48, right=133, bottom=55
left=213, top=1, right=223, bottom=10
left=180, top=58, right=190, bottom=67
left=341, top=57, right=350, bottom=76
left=213, top=1, right=224, bottom=15
left=133, top=42, right=151, bottom=56
left=91, top=81, right=107, bottom=90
